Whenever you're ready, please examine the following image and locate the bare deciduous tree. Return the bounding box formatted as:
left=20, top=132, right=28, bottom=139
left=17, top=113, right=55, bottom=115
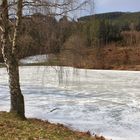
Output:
left=0, top=0, right=93, bottom=118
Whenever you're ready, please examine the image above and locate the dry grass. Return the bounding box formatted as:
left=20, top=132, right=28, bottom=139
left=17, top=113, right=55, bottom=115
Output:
left=0, top=112, right=108, bottom=140
left=58, top=45, right=140, bottom=71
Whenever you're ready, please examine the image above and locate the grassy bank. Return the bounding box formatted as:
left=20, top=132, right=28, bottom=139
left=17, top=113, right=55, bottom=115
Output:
left=58, top=46, right=140, bottom=71
left=0, top=112, right=107, bottom=140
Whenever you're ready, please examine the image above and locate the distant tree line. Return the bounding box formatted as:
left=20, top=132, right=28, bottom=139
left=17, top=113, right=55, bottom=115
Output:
left=0, top=12, right=140, bottom=62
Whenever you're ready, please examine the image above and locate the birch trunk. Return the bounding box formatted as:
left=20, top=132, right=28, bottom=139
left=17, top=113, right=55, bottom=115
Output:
left=1, top=0, right=25, bottom=118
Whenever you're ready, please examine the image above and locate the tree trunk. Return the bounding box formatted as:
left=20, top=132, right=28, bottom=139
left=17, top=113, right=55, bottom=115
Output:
left=1, top=0, right=25, bottom=118
left=1, top=34, right=25, bottom=118
left=8, top=58, right=25, bottom=118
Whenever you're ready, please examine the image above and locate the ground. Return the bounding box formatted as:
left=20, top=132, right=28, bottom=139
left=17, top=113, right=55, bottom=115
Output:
left=0, top=112, right=108, bottom=140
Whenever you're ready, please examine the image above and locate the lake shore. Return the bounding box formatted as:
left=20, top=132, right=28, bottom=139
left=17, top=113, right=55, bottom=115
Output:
left=1, top=62, right=140, bottom=71
left=0, top=111, right=108, bottom=140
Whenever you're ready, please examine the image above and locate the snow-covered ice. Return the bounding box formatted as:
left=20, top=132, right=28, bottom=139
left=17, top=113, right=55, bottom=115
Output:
left=0, top=66, right=140, bottom=140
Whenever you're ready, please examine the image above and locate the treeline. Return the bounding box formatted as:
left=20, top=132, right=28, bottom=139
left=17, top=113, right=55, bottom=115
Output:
left=79, top=12, right=140, bottom=31
left=0, top=14, right=71, bottom=61
left=19, top=11, right=140, bottom=54
left=0, top=12, right=140, bottom=67
left=78, top=12, right=140, bottom=46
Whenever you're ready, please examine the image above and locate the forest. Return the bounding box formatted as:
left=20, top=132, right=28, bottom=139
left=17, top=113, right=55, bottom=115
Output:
left=1, top=11, right=140, bottom=70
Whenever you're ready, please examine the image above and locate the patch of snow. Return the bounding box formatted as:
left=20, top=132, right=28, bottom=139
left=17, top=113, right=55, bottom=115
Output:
left=20, top=55, right=48, bottom=64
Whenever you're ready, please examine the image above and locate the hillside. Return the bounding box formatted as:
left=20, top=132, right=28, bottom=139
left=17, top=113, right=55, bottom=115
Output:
left=79, top=11, right=140, bottom=21
left=79, top=11, right=140, bottom=29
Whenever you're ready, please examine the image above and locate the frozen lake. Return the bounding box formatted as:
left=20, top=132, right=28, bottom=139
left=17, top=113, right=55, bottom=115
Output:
left=0, top=66, right=140, bottom=140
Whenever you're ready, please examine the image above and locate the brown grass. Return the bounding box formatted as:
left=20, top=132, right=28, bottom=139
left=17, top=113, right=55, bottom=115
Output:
left=0, top=112, right=109, bottom=140
left=58, top=44, right=140, bottom=71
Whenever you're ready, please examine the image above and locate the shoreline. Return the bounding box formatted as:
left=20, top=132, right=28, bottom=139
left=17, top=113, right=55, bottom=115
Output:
left=0, top=111, right=109, bottom=140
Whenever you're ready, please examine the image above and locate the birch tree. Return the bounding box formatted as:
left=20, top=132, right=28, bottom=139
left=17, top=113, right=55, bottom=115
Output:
left=0, top=0, right=93, bottom=119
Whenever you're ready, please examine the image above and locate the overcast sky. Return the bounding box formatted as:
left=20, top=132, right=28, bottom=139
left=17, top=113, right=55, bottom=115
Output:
left=94, top=0, right=140, bottom=14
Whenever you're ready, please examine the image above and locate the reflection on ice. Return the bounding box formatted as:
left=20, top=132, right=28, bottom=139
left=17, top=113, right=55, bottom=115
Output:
left=0, top=66, right=140, bottom=140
